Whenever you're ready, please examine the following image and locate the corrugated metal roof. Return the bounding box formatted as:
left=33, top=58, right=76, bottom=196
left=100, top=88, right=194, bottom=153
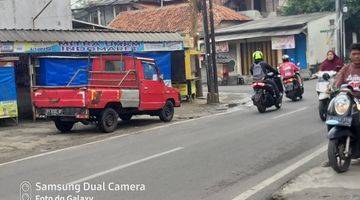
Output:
left=216, top=12, right=334, bottom=35
left=0, top=29, right=183, bottom=42
left=215, top=28, right=305, bottom=42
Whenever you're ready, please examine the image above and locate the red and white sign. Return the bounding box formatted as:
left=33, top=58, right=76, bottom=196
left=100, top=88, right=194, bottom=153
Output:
left=216, top=42, right=229, bottom=53
left=271, top=35, right=296, bottom=50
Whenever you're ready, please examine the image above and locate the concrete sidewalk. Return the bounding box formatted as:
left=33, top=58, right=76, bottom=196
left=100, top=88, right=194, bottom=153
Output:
left=273, top=164, right=360, bottom=200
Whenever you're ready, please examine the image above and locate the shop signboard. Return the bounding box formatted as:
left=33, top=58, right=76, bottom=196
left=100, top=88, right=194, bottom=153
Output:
left=271, top=35, right=296, bottom=50
left=0, top=41, right=183, bottom=53
left=14, top=42, right=60, bottom=53
left=0, top=42, right=14, bottom=53
left=143, top=42, right=183, bottom=52
left=59, top=41, right=144, bottom=52
left=216, top=42, right=229, bottom=53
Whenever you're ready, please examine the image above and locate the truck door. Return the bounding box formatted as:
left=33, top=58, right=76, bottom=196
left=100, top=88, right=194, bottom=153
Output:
left=139, top=61, right=165, bottom=110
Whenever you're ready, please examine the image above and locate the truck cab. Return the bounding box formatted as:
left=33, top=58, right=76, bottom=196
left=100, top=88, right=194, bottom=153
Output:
left=32, top=55, right=180, bottom=133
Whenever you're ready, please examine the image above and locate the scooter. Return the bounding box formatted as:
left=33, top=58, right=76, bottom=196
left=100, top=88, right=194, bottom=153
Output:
left=315, top=71, right=337, bottom=121
left=326, top=83, right=360, bottom=173
left=283, top=73, right=304, bottom=101
left=251, top=72, right=282, bottom=113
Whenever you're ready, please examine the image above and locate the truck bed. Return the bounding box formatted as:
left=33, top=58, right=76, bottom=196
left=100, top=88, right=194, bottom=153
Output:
left=32, top=87, right=87, bottom=108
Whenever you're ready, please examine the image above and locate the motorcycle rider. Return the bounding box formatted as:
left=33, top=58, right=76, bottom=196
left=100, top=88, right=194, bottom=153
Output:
left=278, top=55, right=302, bottom=86
left=250, top=51, right=283, bottom=98
left=322, top=43, right=360, bottom=167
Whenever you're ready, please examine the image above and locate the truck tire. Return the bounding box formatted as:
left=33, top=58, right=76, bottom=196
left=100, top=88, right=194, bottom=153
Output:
left=54, top=120, right=74, bottom=133
left=159, top=101, right=174, bottom=122
left=119, top=114, right=132, bottom=122
left=98, top=108, right=119, bottom=133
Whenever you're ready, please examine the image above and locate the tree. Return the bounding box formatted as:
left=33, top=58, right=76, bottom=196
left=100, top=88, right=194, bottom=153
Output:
left=281, top=0, right=360, bottom=30
left=281, top=0, right=335, bottom=16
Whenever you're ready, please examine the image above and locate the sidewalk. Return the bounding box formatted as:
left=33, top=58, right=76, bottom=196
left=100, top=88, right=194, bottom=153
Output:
left=273, top=164, right=360, bottom=200
left=0, top=92, right=252, bottom=164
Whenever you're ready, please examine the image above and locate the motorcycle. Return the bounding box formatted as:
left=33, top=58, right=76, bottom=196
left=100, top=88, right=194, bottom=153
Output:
left=251, top=72, right=283, bottom=113
left=326, top=83, right=360, bottom=173
left=315, top=71, right=337, bottom=121
left=283, top=74, right=304, bottom=101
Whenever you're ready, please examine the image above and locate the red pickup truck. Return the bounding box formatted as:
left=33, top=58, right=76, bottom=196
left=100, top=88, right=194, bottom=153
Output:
left=32, top=55, right=180, bottom=133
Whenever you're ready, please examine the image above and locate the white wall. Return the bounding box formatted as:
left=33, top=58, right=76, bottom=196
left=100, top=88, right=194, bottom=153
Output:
left=307, top=13, right=337, bottom=66
left=0, top=0, right=72, bottom=29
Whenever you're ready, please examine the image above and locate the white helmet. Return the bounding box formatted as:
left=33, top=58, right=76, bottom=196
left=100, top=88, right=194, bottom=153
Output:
left=282, top=54, right=290, bottom=61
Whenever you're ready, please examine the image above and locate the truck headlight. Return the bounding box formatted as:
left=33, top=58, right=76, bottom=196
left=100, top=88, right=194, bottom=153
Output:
left=334, top=95, right=351, bottom=115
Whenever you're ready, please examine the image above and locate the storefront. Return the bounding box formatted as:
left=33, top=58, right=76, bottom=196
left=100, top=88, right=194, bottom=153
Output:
left=0, top=29, right=184, bottom=120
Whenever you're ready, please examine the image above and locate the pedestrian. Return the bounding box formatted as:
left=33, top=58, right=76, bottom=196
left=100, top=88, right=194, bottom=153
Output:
left=319, top=50, right=344, bottom=72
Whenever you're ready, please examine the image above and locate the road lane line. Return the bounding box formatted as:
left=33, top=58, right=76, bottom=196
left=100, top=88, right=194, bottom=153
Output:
left=231, top=144, right=327, bottom=200
left=272, top=107, right=308, bottom=119
left=67, top=147, right=184, bottom=185
left=0, top=107, right=243, bottom=167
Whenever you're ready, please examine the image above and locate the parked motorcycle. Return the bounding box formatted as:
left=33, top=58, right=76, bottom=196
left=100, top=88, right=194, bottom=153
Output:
left=326, top=83, right=360, bottom=173
left=316, top=71, right=337, bottom=121
left=283, top=74, right=304, bottom=101
left=251, top=72, right=282, bottom=113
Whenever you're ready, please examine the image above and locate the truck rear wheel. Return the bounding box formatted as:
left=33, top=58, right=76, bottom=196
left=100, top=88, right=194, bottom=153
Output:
left=159, top=101, right=174, bottom=122
left=54, top=120, right=74, bottom=133
left=98, top=108, right=119, bottom=133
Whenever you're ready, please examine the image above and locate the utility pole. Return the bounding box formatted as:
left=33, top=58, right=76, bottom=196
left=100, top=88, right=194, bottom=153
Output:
left=190, top=0, right=203, bottom=97
left=336, top=0, right=345, bottom=59
left=208, top=0, right=219, bottom=98
left=200, top=0, right=219, bottom=104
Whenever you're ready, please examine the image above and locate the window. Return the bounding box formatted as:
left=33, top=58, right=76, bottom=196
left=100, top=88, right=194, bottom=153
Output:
left=105, top=61, right=125, bottom=72
left=142, top=62, right=158, bottom=81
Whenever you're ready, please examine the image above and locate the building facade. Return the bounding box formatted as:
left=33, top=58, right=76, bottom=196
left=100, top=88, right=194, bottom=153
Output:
left=210, top=12, right=337, bottom=84
left=0, top=0, right=72, bottom=29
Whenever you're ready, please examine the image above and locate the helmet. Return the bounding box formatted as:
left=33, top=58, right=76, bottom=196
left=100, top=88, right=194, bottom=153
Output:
left=252, top=51, right=264, bottom=61
left=282, top=54, right=290, bottom=62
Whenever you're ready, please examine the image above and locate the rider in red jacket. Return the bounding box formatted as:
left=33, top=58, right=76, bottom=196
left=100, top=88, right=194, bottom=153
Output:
left=278, top=55, right=302, bottom=86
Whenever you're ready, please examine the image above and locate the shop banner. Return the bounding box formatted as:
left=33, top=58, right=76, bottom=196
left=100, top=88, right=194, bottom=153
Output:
left=0, top=42, right=14, bottom=53
left=14, top=42, right=60, bottom=53
left=59, top=41, right=144, bottom=52
left=271, top=35, right=296, bottom=50
left=0, top=41, right=183, bottom=53
left=216, top=42, right=229, bottom=53
left=0, top=100, right=18, bottom=118
left=143, top=42, right=183, bottom=52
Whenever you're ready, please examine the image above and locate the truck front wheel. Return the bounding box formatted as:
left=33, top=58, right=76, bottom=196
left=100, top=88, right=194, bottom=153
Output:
left=54, top=120, right=75, bottom=133
left=159, top=101, right=174, bottom=122
left=98, top=108, right=119, bottom=133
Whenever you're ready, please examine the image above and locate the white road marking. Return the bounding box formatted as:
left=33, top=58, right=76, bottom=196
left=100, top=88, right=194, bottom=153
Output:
left=66, top=147, right=184, bottom=185
left=272, top=107, right=308, bottom=119
left=231, top=144, right=327, bottom=200
left=0, top=107, right=242, bottom=167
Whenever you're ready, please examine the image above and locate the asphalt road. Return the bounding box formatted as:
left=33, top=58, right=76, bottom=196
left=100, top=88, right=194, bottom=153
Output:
left=0, top=80, right=328, bottom=200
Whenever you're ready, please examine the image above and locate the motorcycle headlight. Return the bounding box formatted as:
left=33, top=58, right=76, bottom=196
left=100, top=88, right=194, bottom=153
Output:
left=334, top=95, right=351, bottom=115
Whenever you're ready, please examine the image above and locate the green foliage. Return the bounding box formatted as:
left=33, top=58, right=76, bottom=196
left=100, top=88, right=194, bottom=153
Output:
left=282, top=0, right=335, bottom=16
